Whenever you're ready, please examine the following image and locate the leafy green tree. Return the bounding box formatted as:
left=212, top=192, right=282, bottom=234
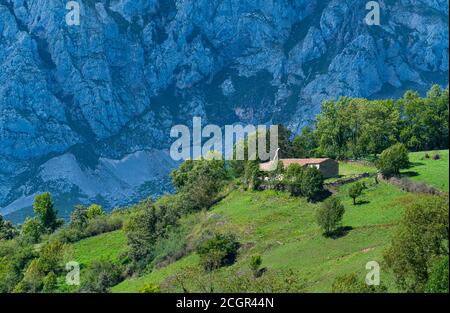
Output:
left=170, top=160, right=195, bottom=190
left=399, top=85, right=449, bottom=151
left=348, top=182, right=366, bottom=205
left=384, top=195, right=449, bottom=292
left=69, top=205, right=88, bottom=229
left=0, top=215, right=18, bottom=240
left=229, top=125, right=284, bottom=178
left=171, top=158, right=228, bottom=210
left=186, top=174, right=223, bottom=211
left=425, top=256, right=449, bottom=293
left=243, top=160, right=263, bottom=191
left=299, top=166, right=324, bottom=201
left=171, top=159, right=227, bottom=192
left=315, top=197, right=345, bottom=236
left=376, top=143, right=409, bottom=177
left=124, top=195, right=183, bottom=273
left=316, top=97, right=400, bottom=159
left=315, top=98, right=351, bottom=159
left=124, top=199, right=158, bottom=270
left=33, top=192, right=61, bottom=232
left=276, top=124, right=294, bottom=158
left=356, top=100, right=400, bottom=156
left=86, top=204, right=105, bottom=219
left=292, top=126, right=318, bottom=158
left=21, top=217, right=44, bottom=243
left=197, top=234, right=240, bottom=271
left=284, top=164, right=323, bottom=200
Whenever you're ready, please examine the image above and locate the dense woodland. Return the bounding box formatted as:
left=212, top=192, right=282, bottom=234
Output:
left=0, top=85, right=448, bottom=293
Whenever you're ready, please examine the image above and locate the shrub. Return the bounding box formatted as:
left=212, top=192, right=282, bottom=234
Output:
left=42, top=271, right=58, bottom=292
left=432, top=154, right=441, bottom=160
left=85, top=204, right=105, bottom=219
left=196, top=234, right=240, bottom=271
left=0, top=258, right=20, bottom=293
left=139, top=283, right=161, bottom=293
left=164, top=267, right=305, bottom=293
left=376, top=143, right=409, bottom=177
left=0, top=215, right=18, bottom=240
left=426, top=256, right=449, bottom=293
left=14, top=259, right=44, bottom=293
left=21, top=218, right=44, bottom=243
left=12, top=239, right=66, bottom=293
left=315, top=197, right=345, bottom=236
left=423, top=153, right=430, bottom=159
left=124, top=199, right=160, bottom=272
left=249, top=254, right=263, bottom=278
left=80, top=260, right=123, bottom=293
left=52, top=227, right=84, bottom=244
left=0, top=240, right=35, bottom=293
left=37, top=240, right=67, bottom=274
left=151, top=224, right=190, bottom=268
left=83, top=215, right=122, bottom=238
left=332, top=273, right=387, bottom=293
left=284, top=164, right=324, bottom=200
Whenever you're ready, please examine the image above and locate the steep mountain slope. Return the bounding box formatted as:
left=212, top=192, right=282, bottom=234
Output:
left=0, top=0, right=448, bottom=219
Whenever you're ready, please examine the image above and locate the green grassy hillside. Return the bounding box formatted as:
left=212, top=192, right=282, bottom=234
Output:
left=401, top=150, right=448, bottom=191
left=65, top=150, right=448, bottom=293
left=111, top=182, right=422, bottom=292
left=71, top=230, right=127, bottom=268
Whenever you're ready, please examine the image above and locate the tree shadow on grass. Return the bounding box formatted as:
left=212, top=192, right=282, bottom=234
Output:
left=311, top=189, right=333, bottom=202
left=326, top=226, right=353, bottom=239
left=355, top=200, right=370, bottom=205
left=400, top=171, right=419, bottom=178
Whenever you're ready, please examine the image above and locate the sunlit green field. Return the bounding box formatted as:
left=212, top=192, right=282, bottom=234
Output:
left=71, top=230, right=127, bottom=268
left=401, top=150, right=448, bottom=191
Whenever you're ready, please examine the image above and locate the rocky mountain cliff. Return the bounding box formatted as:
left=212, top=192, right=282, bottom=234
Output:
left=0, top=0, right=448, bottom=221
